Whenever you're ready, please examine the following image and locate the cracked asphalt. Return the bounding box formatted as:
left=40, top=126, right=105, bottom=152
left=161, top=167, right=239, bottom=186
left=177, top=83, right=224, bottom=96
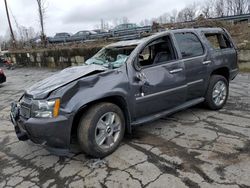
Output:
left=0, top=67, right=250, bottom=188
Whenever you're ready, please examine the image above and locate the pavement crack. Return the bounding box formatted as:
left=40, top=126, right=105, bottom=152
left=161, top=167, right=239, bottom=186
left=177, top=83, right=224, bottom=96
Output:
left=168, top=132, right=185, bottom=141
left=126, top=132, right=220, bottom=185
left=124, top=169, right=144, bottom=187
left=127, top=142, right=181, bottom=176
left=143, top=173, right=164, bottom=187
left=204, top=119, right=248, bottom=138
left=190, top=165, right=214, bottom=183
left=182, top=177, right=201, bottom=188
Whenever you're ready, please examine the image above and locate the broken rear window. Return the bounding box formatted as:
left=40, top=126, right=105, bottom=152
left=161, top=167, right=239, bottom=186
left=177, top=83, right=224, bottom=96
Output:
left=205, top=33, right=232, bottom=50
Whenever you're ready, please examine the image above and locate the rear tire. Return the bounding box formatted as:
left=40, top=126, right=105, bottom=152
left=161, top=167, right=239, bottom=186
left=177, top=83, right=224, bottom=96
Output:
left=77, top=102, right=125, bottom=158
left=204, top=75, right=229, bottom=110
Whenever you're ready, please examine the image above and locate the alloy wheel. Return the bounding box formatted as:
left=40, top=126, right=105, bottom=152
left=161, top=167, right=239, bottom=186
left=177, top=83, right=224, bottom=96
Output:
left=95, top=112, right=122, bottom=149
left=212, top=80, right=227, bottom=106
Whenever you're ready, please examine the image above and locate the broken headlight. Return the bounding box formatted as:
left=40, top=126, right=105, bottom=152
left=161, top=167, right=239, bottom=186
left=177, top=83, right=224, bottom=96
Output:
left=32, top=99, right=60, bottom=118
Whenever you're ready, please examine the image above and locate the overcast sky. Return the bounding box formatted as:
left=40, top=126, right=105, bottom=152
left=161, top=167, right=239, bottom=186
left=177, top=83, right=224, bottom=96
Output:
left=0, top=0, right=205, bottom=37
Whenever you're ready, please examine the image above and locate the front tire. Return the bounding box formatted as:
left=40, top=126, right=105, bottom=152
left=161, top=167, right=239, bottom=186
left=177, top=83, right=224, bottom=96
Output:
left=205, top=75, right=229, bottom=110
left=77, top=103, right=125, bottom=158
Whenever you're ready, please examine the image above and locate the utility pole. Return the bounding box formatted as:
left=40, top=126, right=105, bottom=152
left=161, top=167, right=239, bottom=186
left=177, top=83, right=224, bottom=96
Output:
left=4, top=0, right=16, bottom=47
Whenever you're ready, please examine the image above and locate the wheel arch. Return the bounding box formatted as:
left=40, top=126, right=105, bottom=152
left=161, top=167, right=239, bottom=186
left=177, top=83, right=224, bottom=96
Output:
left=210, top=67, right=230, bottom=81
left=70, top=95, right=131, bottom=143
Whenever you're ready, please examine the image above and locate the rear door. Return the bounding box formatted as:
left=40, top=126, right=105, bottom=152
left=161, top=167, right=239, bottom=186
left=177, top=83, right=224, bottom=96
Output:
left=174, top=32, right=208, bottom=100
left=203, top=32, right=238, bottom=72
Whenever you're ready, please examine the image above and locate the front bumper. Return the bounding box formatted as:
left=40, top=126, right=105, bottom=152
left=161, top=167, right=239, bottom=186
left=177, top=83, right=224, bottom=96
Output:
left=10, top=103, right=73, bottom=150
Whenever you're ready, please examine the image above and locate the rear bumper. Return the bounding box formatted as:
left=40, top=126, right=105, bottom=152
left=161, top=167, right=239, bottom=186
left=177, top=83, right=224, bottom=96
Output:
left=10, top=103, right=74, bottom=150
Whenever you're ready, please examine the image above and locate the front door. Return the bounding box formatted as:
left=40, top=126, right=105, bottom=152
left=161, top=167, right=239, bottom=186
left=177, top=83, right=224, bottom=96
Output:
left=131, top=36, right=186, bottom=118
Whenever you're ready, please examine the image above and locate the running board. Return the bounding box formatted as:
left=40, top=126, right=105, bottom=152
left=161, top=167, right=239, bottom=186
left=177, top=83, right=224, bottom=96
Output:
left=131, top=98, right=204, bottom=126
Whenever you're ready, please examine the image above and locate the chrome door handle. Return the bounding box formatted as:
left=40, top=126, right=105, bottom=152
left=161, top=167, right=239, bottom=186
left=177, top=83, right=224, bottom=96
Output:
left=202, top=61, right=211, bottom=65
left=169, top=68, right=183, bottom=74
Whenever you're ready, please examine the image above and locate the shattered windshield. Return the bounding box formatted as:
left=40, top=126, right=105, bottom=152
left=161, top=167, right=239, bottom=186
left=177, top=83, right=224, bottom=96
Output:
left=85, top=46, right=136, bottom=69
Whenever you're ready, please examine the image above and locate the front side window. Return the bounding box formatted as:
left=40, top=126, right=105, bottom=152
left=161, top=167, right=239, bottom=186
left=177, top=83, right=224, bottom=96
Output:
left=175, top=33, right=204, bottom=59
left=205, top=33, right=232, bottom=50
left=138, top=36, right=176, bottom=67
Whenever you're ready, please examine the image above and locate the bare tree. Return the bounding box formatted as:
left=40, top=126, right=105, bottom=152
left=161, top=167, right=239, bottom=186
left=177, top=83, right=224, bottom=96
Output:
left=212, top=0, right=249, bottom=16
left=20, top=27, right=36, bottom=41
left=139, top=20, right=145, bottom=26
left=104, top=22, right=110, bottom=30
left=129, top=0, right=250, bottom=28
left=112, top=18, right=119, bottom=27
left=170, top=9, right=178, bottom=23
left=186, top=3, right=198, bottom=20
left=9, top=8, right=23, bottom=42
left=122, top=17, right=129, bottom=24
left=177, top=3, right=198, bottom=22
left=215, top=0, right=226, bottom=17
left=161, top=13, right=171, bottom=24
left=202, top=0, right=215, bottom=18
left=177, top=9, right=186, bottom=22
left=141, top=19, right=150, bottom=26
left=232, top=0, right=249, bottom=15
left=100, top=19, right=105, bottom=30
left=11, top=13, right=37, bottom=43
left=36, top=0, right=47, bottom=47
left=224, top=0, right=233, bottom=16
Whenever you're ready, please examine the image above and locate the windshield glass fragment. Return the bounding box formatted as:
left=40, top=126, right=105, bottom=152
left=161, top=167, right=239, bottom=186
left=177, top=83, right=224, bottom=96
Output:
left=85, top=45, right=136, bottom=69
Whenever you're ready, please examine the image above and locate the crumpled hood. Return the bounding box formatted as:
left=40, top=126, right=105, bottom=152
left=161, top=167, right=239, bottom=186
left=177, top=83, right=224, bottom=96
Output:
left=26, top=64, right=107, bottom=99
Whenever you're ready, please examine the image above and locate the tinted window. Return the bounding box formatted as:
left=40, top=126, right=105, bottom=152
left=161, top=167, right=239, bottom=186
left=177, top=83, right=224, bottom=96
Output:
left=175, top=33, right=204, bottom=58
left=205, top=33, right=232, bottom=49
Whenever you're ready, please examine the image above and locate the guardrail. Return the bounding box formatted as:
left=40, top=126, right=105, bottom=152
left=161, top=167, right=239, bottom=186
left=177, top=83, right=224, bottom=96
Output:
left=111, top=26, right=152, bottom=37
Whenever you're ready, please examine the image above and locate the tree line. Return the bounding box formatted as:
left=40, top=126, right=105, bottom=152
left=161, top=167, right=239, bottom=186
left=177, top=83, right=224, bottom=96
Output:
left=140, top=0, right=250, bottom=25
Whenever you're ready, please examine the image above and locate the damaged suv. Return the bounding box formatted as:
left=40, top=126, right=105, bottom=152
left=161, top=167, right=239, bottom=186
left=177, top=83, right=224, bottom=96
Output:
left=10, top=28, right=238, bottom=157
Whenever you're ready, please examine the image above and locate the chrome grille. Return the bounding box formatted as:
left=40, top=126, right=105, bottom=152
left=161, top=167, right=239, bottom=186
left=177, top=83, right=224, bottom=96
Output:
left=19, top=95, right=32, bottom=119
left=20, top=105, right=31, bottom=119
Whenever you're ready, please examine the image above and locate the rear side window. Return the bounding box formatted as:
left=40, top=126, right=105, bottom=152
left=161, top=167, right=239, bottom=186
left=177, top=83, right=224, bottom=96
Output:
left=205, top=33, right=232, bottom=50
left=175, top=33, right=204, bottom=59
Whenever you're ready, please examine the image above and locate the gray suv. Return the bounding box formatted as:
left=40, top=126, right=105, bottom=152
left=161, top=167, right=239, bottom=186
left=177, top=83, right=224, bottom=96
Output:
left=10, top=28, right=239, bottom=158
